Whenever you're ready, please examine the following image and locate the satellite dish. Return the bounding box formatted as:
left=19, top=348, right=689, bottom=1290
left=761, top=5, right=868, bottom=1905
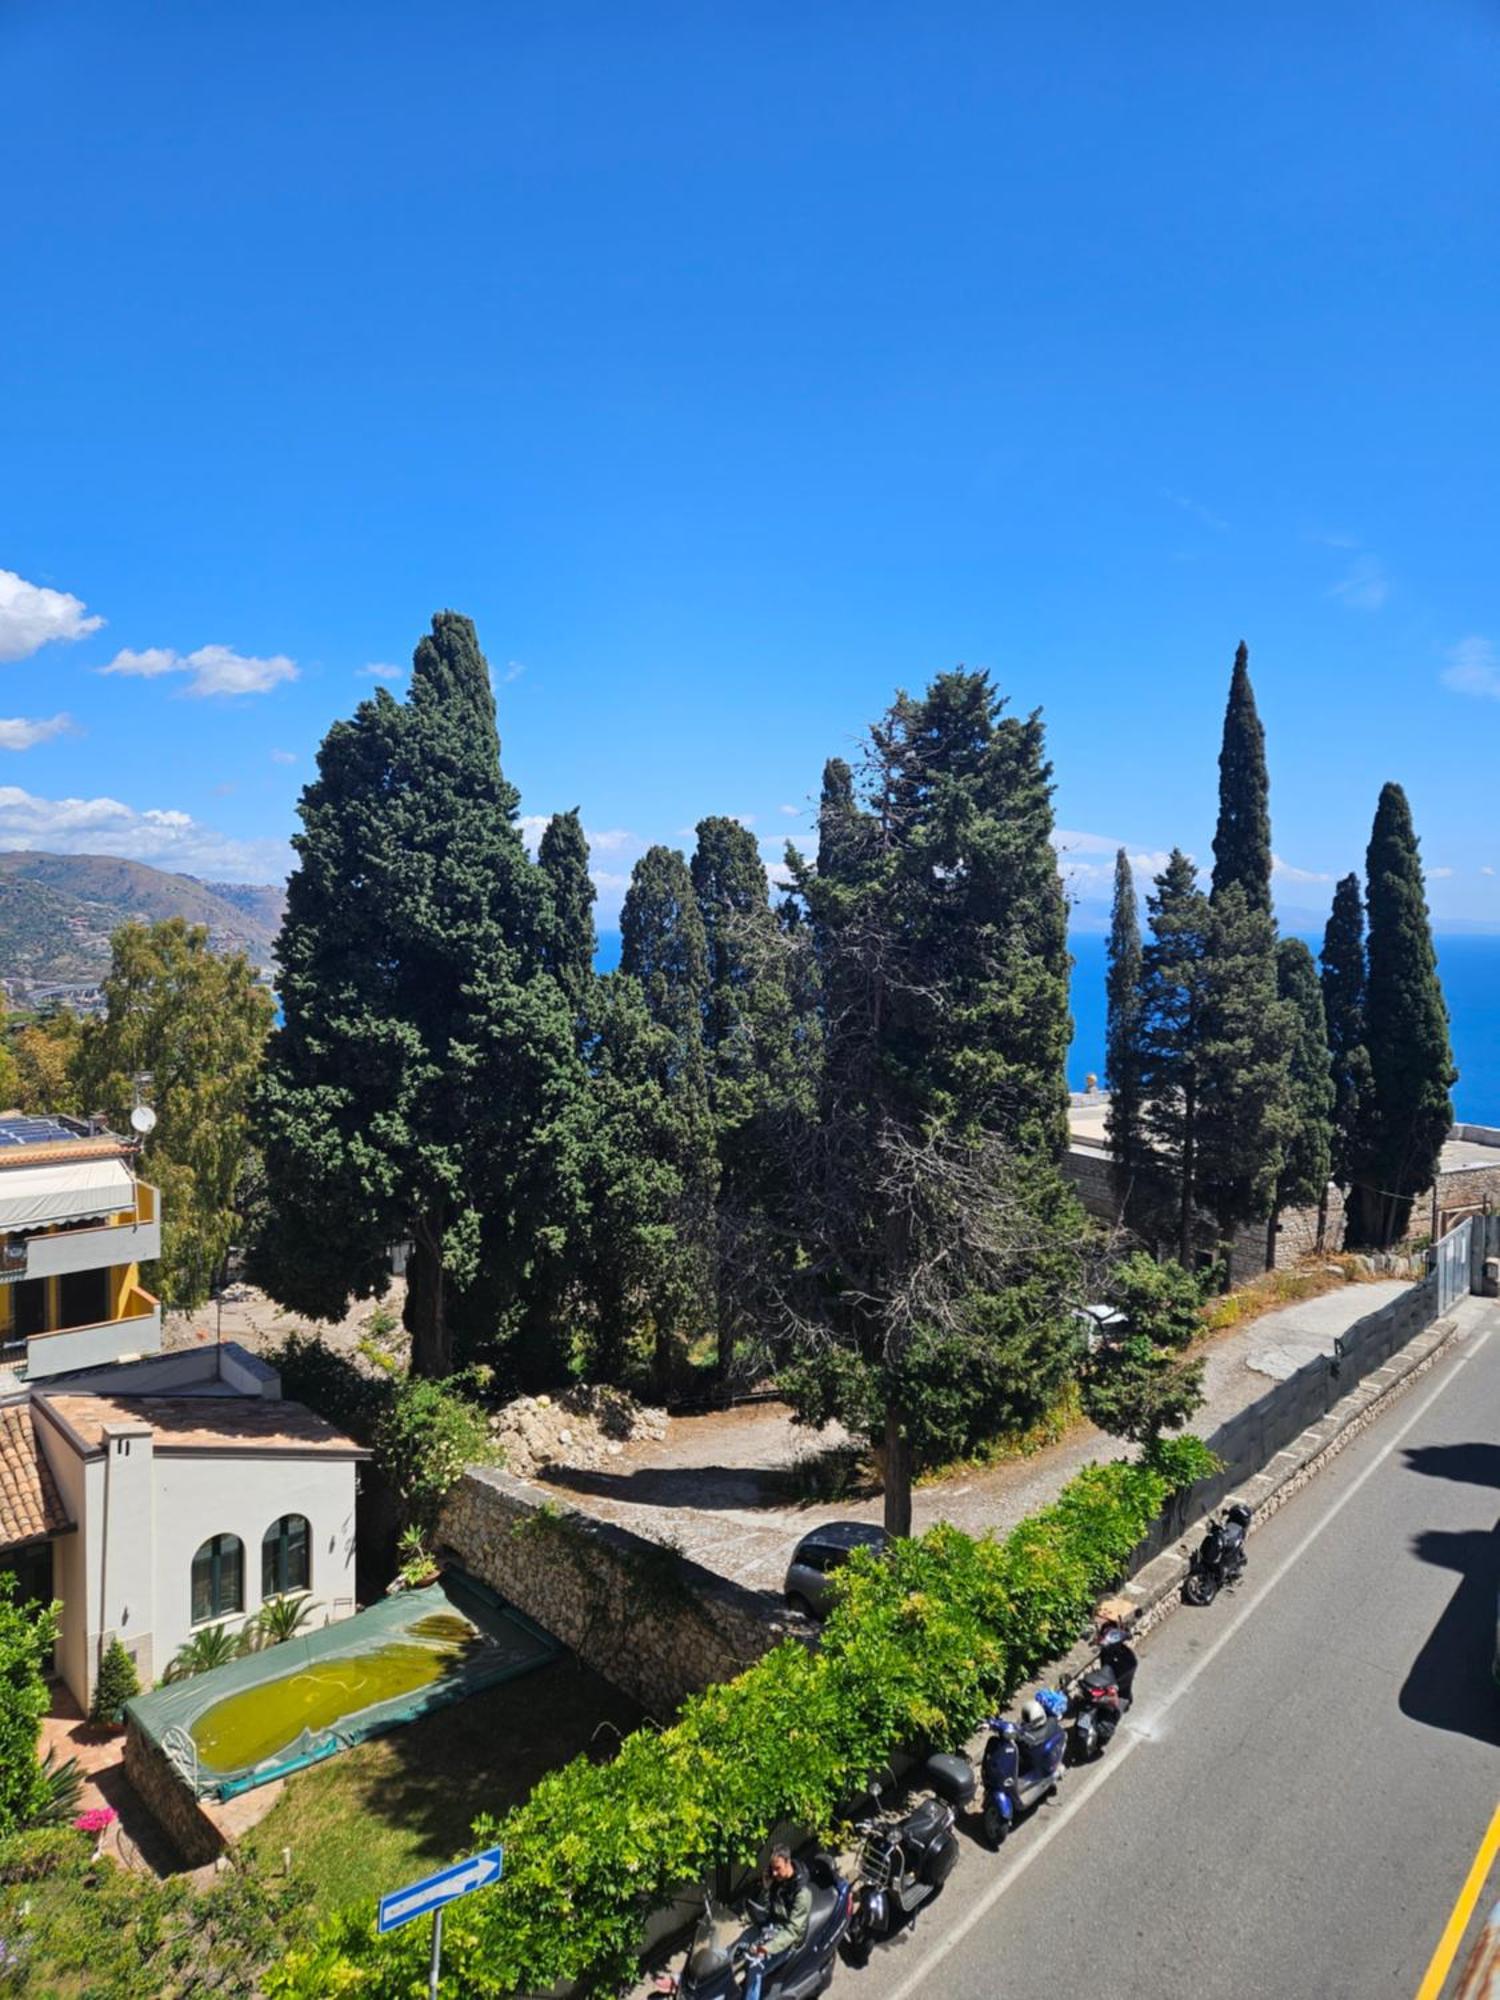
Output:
left=129, top=1104, right=157, bottom=1136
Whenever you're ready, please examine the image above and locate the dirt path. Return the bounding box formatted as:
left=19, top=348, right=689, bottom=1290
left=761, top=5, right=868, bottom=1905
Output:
left=533, top=1276, right=1414, bottom=1596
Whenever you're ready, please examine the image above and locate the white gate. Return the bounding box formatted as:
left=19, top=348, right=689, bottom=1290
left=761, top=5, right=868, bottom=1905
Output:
left=1435, top=1215, right=1473, bottom=1313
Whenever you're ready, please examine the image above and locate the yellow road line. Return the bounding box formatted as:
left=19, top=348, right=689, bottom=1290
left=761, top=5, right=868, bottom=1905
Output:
left=1416, top=1801, right=1500, bottom=2000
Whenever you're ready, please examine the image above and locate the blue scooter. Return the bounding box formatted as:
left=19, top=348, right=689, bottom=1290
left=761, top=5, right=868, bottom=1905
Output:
left=978, top=1691, right=1067, bottom=1849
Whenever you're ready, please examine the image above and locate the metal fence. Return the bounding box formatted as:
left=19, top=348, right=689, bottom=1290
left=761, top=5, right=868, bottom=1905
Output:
left=1130, top=1217, right=1477, bottom=1568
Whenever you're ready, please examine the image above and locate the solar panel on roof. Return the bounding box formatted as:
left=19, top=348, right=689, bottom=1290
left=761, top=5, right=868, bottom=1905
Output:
left=0, top=1117, right=86, bottom=1147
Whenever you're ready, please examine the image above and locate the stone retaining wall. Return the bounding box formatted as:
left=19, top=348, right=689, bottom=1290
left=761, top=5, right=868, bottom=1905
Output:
left=122, top=1715, right=225, bottom=1868
left=438, top=1466, right=800, bottom=1720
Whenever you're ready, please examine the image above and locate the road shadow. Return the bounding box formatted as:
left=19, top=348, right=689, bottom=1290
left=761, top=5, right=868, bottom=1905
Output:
left=1403, top=1442, right=1500, bottom=1490
left=1399, top=1518, right=1500, bottom=1748
left=537, top=1460, right=776, bottom=1510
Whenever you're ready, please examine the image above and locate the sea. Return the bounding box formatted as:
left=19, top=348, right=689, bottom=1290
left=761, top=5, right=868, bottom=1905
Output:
left=1066, top=931, right=1499, bottom=1127
left=598, top=927, right=1498, bottom=1126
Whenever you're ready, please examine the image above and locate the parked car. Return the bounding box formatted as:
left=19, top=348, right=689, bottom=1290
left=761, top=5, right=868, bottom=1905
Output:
left=783, top=1522, right=891, bottom=1620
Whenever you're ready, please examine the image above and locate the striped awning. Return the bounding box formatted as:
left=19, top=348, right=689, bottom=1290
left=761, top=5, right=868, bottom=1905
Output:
left=0, top=1158, right=136, bottom=1233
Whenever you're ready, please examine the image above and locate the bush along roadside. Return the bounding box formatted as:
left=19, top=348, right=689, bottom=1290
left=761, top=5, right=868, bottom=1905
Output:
left=266, top=1434, right=1213, bottom=1999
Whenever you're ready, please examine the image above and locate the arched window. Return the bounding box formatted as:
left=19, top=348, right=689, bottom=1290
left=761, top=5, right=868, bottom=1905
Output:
left=190, top=1534, right=244, bottom=1624
left=261, top=1514, right=311, bottom=1598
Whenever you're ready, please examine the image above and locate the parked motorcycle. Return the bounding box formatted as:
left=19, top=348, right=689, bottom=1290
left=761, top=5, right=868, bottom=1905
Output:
left=846, top=1755, right=973, bottom=1951
left=653, top=1855, right=852, bottom=2000
left=1184, top=1501, right=1252, bottom=1605
left=978, top=1695, right=1067, bottom=1847
left=1060, top=1625, right=1137, bottom=1762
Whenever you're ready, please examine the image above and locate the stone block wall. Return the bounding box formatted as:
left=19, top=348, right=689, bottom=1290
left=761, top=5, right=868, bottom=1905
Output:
left=123, top=1715, right=225, bottom=1867
left=438, top=1467, right=799, bottom=1721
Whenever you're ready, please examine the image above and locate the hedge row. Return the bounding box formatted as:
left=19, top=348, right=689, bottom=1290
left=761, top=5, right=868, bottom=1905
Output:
left=266, top=1434, right=1212, bottom=1998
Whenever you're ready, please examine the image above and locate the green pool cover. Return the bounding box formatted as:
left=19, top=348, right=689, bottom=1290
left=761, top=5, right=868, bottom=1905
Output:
left=127, top=1573, right=557, bottom=1799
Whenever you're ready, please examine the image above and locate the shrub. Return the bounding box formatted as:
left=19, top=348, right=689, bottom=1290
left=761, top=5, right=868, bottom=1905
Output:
left=90, top=1637, right=141, bottom=1727
left=249, top=1593, right=320, bottom=1647
left=0, top=1577, right=57, bottom=1836
left=267, top=1441, right=1206, bottom=1998
left=164, top=1622, right=246, bottom=1683
left=30, top=1751, right=83, bottom=1829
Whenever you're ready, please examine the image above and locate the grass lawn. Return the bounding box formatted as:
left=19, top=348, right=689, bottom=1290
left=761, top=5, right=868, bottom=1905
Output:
left=239, top=1654, right=643, bottom=1918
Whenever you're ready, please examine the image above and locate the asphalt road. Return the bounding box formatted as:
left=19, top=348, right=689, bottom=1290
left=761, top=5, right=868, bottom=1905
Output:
left=848, top=1299, right=1500, bottom=2000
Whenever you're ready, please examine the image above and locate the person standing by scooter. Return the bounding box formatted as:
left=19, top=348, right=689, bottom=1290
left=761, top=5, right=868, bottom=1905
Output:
left=740, top=1846, right=811, bottom=2000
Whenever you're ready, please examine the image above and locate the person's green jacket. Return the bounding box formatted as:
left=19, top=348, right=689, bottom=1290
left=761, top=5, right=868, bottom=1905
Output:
left=763, top=1871, right=812, bottom=1956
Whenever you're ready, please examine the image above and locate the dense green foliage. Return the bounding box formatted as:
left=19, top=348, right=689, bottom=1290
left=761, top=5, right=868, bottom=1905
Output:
left=1320, top=873, right=1374, bottom=1220
left=0, top=1828, right=309, bottom=1996
left=1274, top=939, right=1335, bottom=1220
left=265, top=1439, right=1210, bottom=1999
left=0, top=1576, right=57, bottom=1835
left=1354, top=783, right=1456, bottom=1246
left=783, top=671, right=1082, bottom=1532
left=1209, top=641, right=1273, bottom=913
left=89, top=1635, right=140, bottom=1726
left=1105, top=846, right=1144, bottom=1210
left=271, top=1333, right=497, bottom=1530
left=252, top=612, right=577, bottom=1377
left=72, top=918, right=273, bottom=1307
left=1138, top=850, right=1213, bottom=1265
left=1080, top=1252, right=1205, bottom=1442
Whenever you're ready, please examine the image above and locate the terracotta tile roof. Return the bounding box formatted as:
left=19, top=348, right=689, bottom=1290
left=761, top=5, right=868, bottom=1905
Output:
left=0, top=1402, right=73, bottom=1550
left=37, top=1394, right=368, bottom=1458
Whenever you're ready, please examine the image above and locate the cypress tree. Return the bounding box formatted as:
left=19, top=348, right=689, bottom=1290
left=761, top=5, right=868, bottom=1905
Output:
left=690, top=817, right=805, bottom=1383
left=1196, top=885, right=1295, bottom=1279
left=1210, top=640, right=1273, bottom=914
left=537, top=809, right=596, bottom=1015
left=252, top=612, right=573, bottom=1378
left=1359, top=783, right=1456, bottom=1247
left=1319, top=873, right=1374, bottom=1244
left=1138, top=851, right=1213, bottom=1268
left=618, top=847, right=716, bottom=1388
left=1105, top=848, right=1144, bottom=1212
left=1270, top=937, right=1335, bottom=1262
left=786, top=670, right=1083, bottom=1535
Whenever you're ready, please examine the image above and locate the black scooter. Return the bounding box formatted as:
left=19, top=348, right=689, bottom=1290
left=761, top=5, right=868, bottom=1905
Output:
left=846, top=1755, right=973, bottom=1952
left=1063, top=1627, right=1137, bottom=1761
left=654, top=1855, right=852, bottom=2000
left=1184, top=1501, right=1252, bottom=1605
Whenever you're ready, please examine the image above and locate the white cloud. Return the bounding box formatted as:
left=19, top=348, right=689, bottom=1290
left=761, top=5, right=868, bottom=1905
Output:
left=359, top=662, right=404, bottom=681
left=0, top=714, right=73, bottom=751
left=1272, top=853, right=1334, bottom=886
left=1328, top=554, right=1389, bottom=611
left=1441, top=635, right=1500, bottom=700
left=587, top=828, right=635, bottom=854
left=270, top=748, right=297, bottom=765
left=1429, top=866, right=1455, bottom=879
left=0, top=785, right=289, bottom=880
left=0, top=569, right=105, bottom=664
left=1482, top=865, right=1496, bottom=878
left=501, top=660, right=526, bottom=684
left=590, top=869, right=633, bottom=921
left=779, top=803, right=803, bottom=817
left=100, top=644, right=298, bottom=697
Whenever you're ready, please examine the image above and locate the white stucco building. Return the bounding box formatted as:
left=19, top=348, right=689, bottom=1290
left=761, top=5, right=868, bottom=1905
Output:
left=0, top=1117, right=366, bottom=1708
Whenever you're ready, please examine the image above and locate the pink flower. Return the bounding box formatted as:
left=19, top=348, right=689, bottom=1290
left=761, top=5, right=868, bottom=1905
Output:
left=73, top=1808, right=117, bottom=1834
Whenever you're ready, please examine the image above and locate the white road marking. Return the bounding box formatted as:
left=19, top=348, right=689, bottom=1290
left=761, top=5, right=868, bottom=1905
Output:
left=880, top=1321, right=1492, bottom=2000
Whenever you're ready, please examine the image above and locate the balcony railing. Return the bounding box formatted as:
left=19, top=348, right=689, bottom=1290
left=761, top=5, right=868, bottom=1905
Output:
left=21, top=1287, right=163, bottom=1380
left=8, top=1182, right=162, bottom=1283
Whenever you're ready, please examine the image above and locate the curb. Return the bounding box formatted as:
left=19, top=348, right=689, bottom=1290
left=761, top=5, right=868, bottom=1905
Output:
left=1090, top=1308, right=1465, bottom=1657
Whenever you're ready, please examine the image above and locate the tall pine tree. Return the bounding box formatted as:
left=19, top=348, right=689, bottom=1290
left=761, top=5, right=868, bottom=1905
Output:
left=537, top=809, right=596, bottom=1016
left=1269, top=937, right=1334, bottom=1262
left=1357, top=783, right=1456, bottom=1247
left=786, top=671, right=1083, bottom=1535
left=1210, top=641, right=1273, bottom=913
left=252, top=612, right=574, bottom=1378
left=618, top=847, right=717, bottom=1387
left=1138, top=851, right=1213, bottom=1267
left=1319, top=873, right=1374, bottom=1245
left=1105, top=847, right=1144, bottom=1212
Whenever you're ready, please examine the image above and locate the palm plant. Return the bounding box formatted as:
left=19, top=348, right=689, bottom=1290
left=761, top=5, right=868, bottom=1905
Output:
left=163, top=1621, right=246, bottom=1683
left=30, top=1748, right=84, bottom=1827
left=251, top=1593, right=319, bottom=1647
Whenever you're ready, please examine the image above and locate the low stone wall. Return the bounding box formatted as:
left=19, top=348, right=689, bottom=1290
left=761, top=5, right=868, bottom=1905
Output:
left=439, top=1467, right=800, bottom=1721
left=123, top=1714, right=225, bottom=1868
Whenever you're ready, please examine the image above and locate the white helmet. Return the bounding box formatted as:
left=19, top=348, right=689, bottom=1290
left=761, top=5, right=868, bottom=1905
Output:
left=1021, top=1698, right=1046, bottom=1726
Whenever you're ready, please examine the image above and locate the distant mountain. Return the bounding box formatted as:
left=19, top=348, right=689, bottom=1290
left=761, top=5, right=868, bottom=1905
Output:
left=0, top=852, right=286, bottom=988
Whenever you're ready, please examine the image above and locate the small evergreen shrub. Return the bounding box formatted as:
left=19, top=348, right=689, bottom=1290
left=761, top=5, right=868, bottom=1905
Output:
left=89, top=1639, right=140, bottom=1727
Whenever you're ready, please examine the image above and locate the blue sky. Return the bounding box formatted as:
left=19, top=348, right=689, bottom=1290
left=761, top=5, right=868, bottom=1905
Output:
left=2, top=1, right=1496, bottom=925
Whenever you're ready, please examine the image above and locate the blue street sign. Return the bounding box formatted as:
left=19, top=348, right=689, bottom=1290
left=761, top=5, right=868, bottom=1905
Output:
left=378, top=1846, right=504, bottom=1934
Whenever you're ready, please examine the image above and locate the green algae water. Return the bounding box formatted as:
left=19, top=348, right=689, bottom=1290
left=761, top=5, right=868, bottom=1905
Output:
left=192, top=1631, right=474, bottom=1773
